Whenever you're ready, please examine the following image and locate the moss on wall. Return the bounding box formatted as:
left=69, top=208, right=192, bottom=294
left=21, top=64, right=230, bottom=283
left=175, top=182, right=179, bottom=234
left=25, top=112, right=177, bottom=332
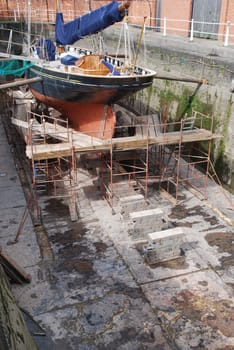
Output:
left=125, top=78, right=233, bottom=188
left=214, top=95, right=233, bottom=181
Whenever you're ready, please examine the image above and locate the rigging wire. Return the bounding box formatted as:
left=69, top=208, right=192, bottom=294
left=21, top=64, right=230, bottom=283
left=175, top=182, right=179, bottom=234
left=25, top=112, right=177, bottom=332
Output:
left=116, top=17, right=134, bottom=69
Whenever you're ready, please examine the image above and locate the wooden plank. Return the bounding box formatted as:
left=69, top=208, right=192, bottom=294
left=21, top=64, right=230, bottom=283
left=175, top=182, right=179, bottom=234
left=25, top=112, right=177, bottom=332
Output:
left=26, top=142, right=74, bottom=159
left=11, top=118, right=29, bottom=129
left=135, top=114, right=160, bottom=138
left=12, top=117, right=103, bottom=145
left=73, top=135, right=103, bottom=147
left=38, top=122, right=69, bottom=141
left=41, top=122, right=103, bottom=145
left=26, top=129, right=213, bottom=160
left=0, top=246, right=31, bottom=284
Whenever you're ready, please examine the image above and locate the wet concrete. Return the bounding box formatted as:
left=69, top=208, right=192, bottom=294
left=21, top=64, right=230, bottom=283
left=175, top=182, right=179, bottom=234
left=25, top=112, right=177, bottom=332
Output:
left=169, top=204, right=220, bottom=226
left=149, top=256, right=189, bottom=270
left=205, top=231, right=234, bottom=264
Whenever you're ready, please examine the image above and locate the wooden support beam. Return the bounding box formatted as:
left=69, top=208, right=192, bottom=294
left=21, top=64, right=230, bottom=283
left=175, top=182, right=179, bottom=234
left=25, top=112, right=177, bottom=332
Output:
left=154, top=73, right=208, bottom=85
left=12, top=118, right=104, bottom=144
left=0, top=246, right=31, bottom=284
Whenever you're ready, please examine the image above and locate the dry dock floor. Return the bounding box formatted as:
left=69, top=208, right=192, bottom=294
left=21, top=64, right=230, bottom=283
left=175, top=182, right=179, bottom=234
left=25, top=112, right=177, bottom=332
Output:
left=0, top=114, right=234, bottom=349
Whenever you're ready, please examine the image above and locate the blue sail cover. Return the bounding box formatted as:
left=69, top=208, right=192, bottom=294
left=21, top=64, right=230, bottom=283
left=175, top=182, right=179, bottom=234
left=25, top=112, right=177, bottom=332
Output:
left=56, top=1, right=125, bottom=46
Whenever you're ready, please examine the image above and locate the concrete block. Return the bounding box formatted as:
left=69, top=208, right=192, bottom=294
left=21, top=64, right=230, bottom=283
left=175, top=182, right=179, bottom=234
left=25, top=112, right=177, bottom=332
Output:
left=130, top=208, right=164, bottom=226
left=128, top=208, right=166, bottom=240
left=119, top=194, right=145, bottom=204
left=130, top=208, right=163, bottom=220
left=148, top=227, right=184, bottom=245
left=144, top=227, right=185, bottom=264
left=119, top=194, right=146, bottom=215
left=130, top=208, right=164, bottom=229
left=145, top=246, right=181, bottom=264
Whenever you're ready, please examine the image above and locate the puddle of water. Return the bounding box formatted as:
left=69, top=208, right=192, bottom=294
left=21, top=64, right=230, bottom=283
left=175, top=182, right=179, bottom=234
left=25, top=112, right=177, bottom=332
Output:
left=70, top=260, right=94, bottom=274
left=205, top=232, right=234, bottom=269
left=149, top=256, right=189, bottom=270
left=44, top=198, right=69, bottom=217
left=93, top=242, right=108, bottom=252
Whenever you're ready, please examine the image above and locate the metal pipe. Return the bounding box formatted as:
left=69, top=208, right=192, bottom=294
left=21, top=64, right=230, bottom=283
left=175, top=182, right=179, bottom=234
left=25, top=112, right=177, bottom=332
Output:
left=0, top=76, right=43, bottom=90
left=153, top=74, right=208, bottom=84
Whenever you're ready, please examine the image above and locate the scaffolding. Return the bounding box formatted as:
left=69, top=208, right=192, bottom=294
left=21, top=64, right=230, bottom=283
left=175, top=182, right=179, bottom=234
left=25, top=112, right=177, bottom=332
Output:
left=24, top=111, right=78, bottom=221
left=98, top=110, right=216, bottom=207
left=6, top=89, right=227, bottom=217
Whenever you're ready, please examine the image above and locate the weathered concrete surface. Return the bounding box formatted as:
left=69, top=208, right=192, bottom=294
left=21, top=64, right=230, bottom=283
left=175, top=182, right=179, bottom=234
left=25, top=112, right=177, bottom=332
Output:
left=0, top=115, right=56, bottom=349
left=1, top=110, right=234, bottom=348
left=0, top=115, right=171, bottom=348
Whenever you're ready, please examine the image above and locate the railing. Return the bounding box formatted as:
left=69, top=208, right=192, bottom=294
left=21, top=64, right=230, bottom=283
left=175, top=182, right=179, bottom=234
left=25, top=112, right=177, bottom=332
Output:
left=0, top=27, right=25, bottom=55
left=131, top=15, right=234, bottom=46
left=0, top=7, right=233, bottom=47
left=149, top=17, right=234, bottom=47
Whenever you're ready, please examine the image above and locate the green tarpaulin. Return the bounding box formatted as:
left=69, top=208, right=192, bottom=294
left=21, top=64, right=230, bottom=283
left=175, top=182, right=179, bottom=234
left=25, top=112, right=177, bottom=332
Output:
left=0, top=59, right=33, bottom=77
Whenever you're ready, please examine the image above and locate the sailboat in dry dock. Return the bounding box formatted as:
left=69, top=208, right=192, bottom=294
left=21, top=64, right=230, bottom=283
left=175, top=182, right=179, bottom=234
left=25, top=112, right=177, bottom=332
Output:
left=25, top=1, right=156, bottom=138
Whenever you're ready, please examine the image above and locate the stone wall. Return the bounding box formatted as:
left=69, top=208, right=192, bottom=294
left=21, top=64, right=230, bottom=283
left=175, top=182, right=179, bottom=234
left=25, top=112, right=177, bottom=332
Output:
left=103, top=25, right=234, bottom=191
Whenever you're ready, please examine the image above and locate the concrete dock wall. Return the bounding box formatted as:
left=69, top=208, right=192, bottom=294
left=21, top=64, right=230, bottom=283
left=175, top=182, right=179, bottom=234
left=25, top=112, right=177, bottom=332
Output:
left=103, top=26, right=234, bottom=192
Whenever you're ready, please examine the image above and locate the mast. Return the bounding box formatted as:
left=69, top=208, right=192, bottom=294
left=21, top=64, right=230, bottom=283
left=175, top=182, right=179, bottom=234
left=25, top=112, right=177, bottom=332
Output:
left=56, top=0, right=61, bottom=13
left=133, top=16, right=147, bottom=68
left=27, top=0, right=31, bottom=56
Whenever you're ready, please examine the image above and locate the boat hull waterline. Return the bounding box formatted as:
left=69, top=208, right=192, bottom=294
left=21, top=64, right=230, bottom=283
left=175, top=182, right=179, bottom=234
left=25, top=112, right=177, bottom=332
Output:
left=28, top=65, right=155, bottom=104
left=27, top=63, right=155, bottom=138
